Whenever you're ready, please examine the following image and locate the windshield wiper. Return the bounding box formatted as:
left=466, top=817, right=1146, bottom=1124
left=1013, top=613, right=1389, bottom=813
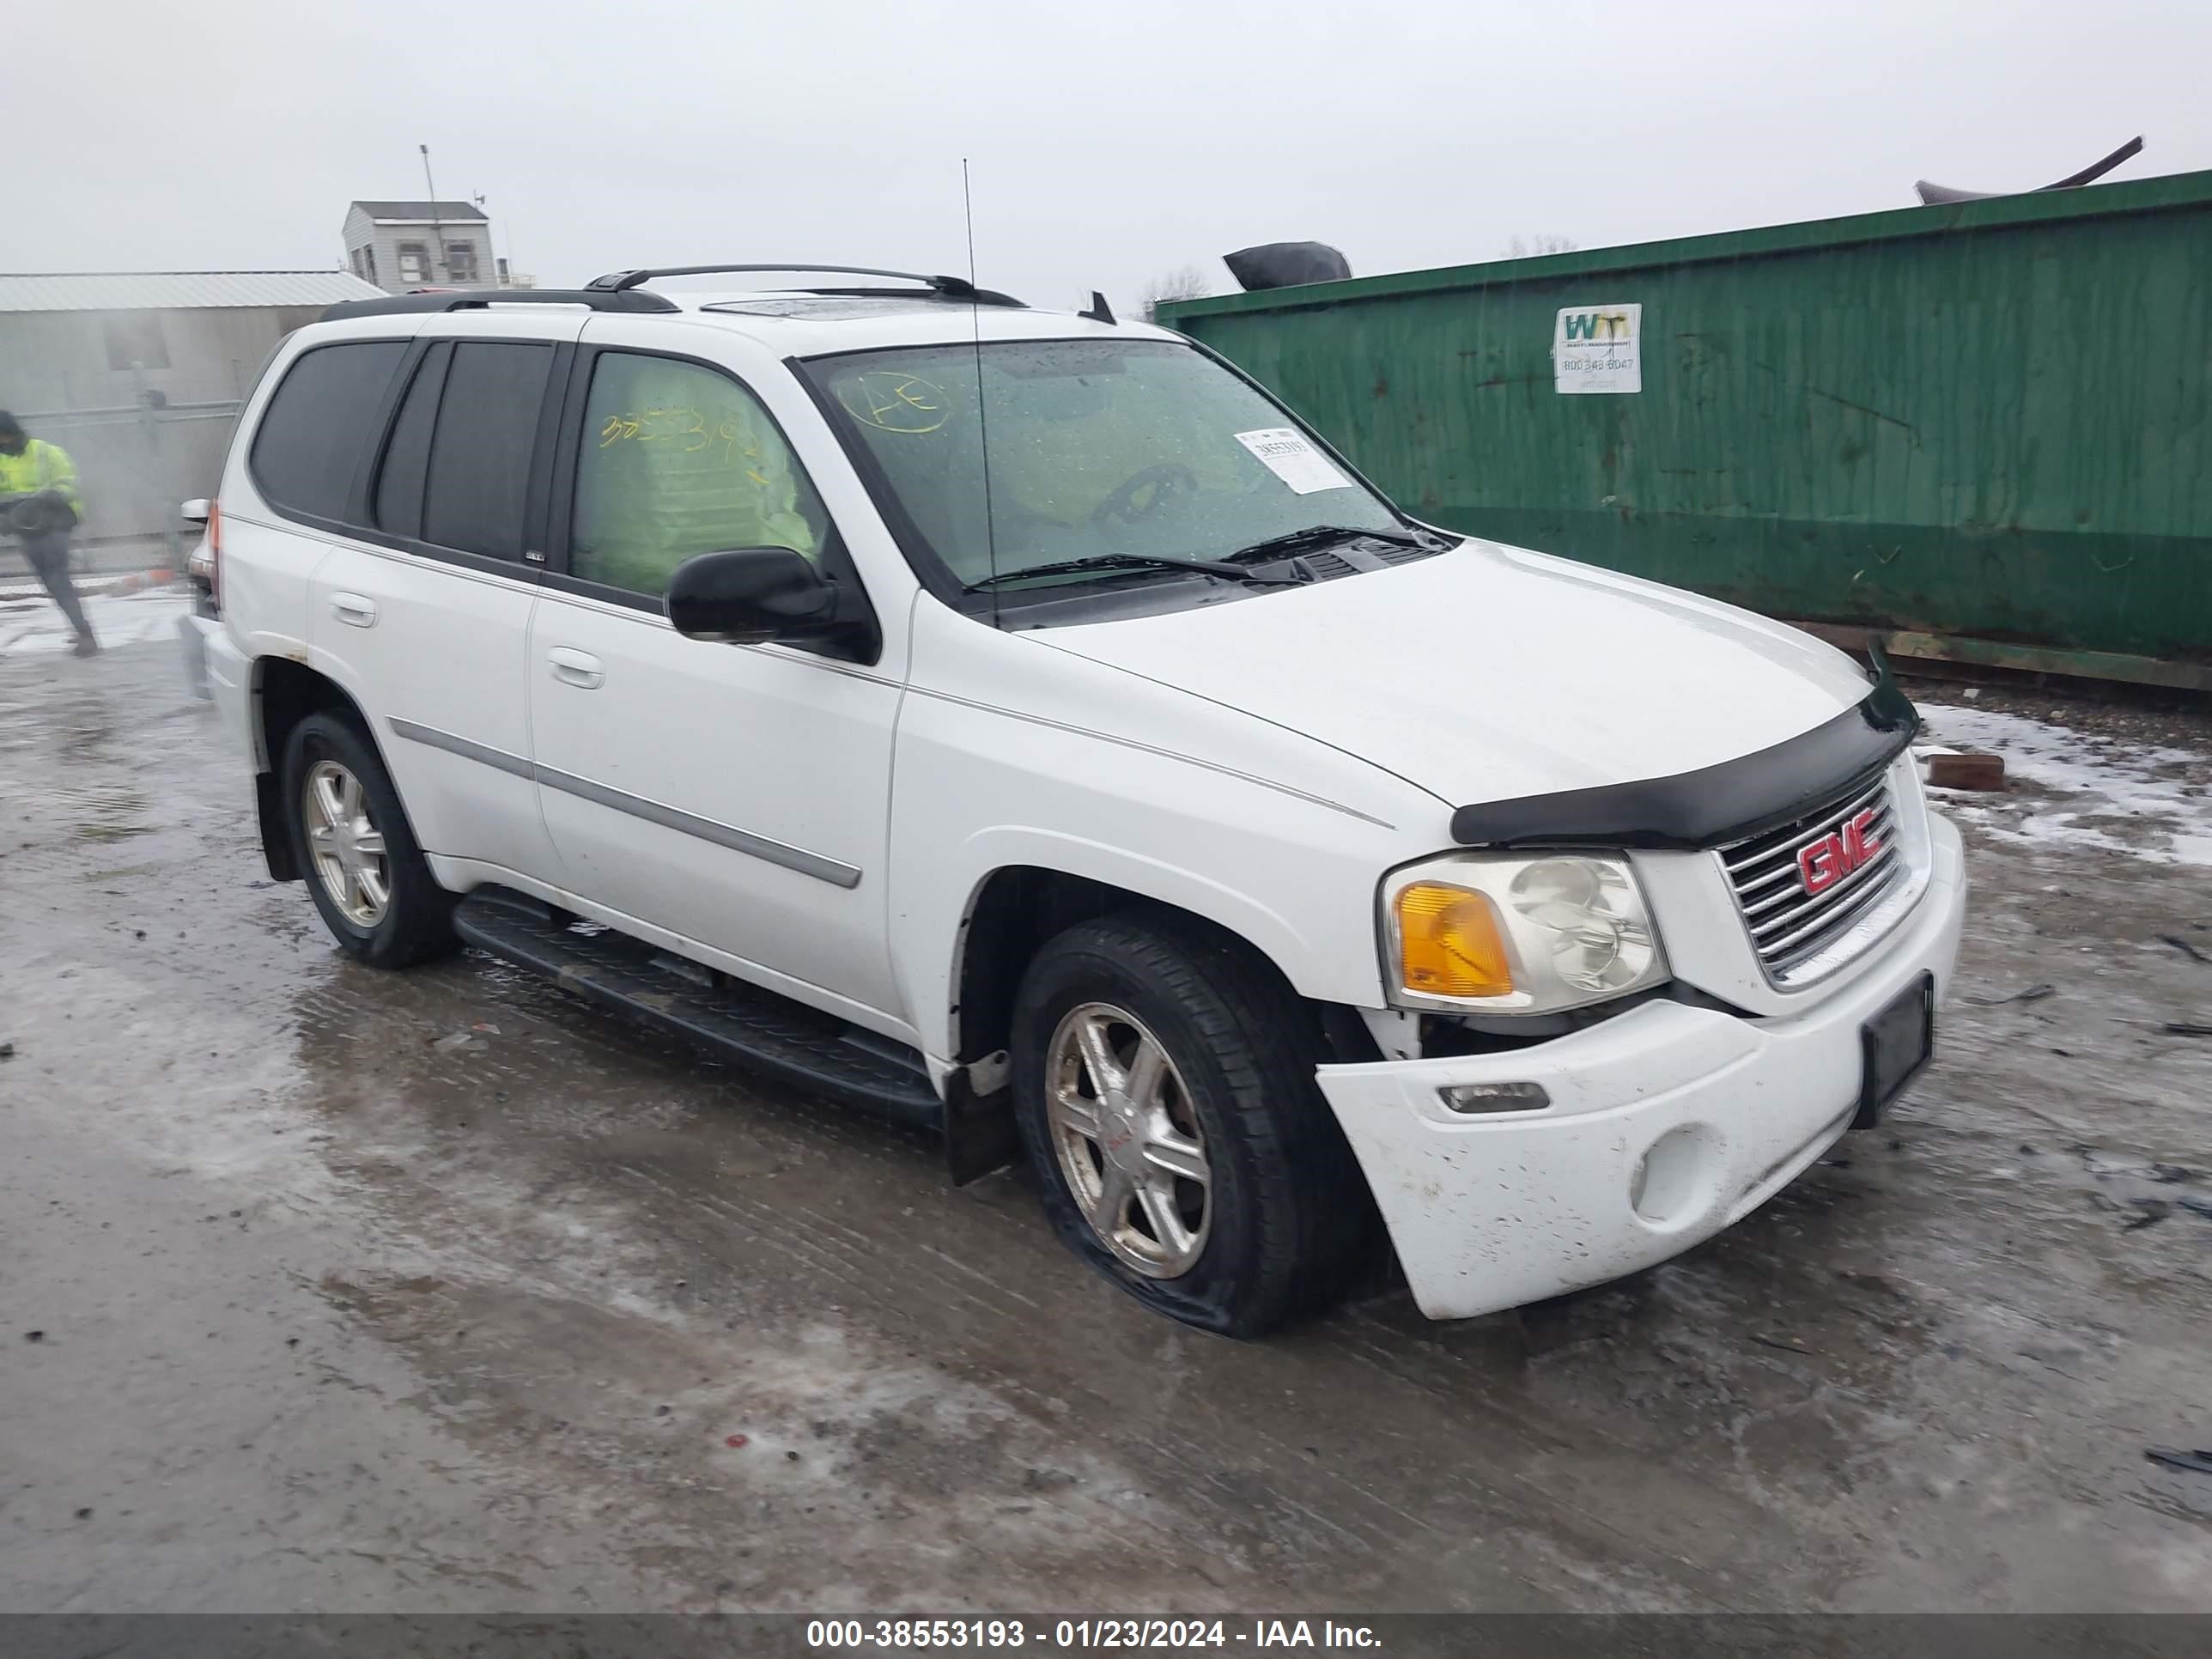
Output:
left=1222, top=523, right=1442, bottom=564
left=963, top=552, right=1302, bottom=592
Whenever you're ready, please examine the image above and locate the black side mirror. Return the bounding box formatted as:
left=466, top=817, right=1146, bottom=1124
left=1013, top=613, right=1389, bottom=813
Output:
left=665, top=548, right=842, bottom=645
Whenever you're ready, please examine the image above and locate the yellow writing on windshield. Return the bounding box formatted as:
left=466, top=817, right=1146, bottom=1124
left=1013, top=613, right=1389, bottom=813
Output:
left=836, top=372, right=949, bottom=434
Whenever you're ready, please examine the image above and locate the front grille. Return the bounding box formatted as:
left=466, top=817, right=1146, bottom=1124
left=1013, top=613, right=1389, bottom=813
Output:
left=1721, top=774, right=1906, bottom=987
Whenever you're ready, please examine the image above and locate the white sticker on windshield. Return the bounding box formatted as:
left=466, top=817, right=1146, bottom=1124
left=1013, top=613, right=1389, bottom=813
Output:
left=1233, top=428, right=1352, bottom=495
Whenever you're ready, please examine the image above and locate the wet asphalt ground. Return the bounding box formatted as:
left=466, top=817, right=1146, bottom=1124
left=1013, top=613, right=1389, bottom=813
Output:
left=3, top=641, right=2209, bottom=1615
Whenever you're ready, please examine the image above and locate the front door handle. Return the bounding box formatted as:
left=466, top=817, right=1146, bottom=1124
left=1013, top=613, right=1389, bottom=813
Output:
left=547, top=647, right=605, bottom=690
left=330, top=592, right=378, bottom=628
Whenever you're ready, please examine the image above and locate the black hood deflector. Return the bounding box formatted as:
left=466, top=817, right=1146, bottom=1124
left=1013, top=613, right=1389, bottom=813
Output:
left=1449, top=647, right=1921, bottom=852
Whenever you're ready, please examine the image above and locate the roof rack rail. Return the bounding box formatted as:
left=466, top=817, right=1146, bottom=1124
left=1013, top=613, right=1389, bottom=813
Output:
left=318, top=289, right=681, bottom=323
left=585, top=264, right=1026, bottom=308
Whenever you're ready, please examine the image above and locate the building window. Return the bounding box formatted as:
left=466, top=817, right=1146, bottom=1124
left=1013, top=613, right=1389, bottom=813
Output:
left=360, top=244, right=378, bottom=285
left=397, top=242, right=428, bottom=285
left=444, top=240, right=480, bottom=283
left=104, top=312, right=171, bottom=371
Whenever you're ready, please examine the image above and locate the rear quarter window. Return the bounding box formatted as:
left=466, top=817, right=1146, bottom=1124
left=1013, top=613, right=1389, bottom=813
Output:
left=248, top=341, right=410, bottom=526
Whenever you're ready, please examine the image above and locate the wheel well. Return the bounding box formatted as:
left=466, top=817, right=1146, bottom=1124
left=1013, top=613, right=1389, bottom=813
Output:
left=251, top=659, right=372, bottom=883
left=942, top=866, right=1380, bottom=1184
left=258, top=657, right=366, bottom=770
left=953, top=868, right=1131, bottom=1071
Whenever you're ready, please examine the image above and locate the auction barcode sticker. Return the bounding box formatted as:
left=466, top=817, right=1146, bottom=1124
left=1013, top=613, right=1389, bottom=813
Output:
left=1233, top=428, right=1352, bottom=495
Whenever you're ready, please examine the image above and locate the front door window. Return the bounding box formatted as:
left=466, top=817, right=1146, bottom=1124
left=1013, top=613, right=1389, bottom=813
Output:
left=569, top=352, right=829, bottom=598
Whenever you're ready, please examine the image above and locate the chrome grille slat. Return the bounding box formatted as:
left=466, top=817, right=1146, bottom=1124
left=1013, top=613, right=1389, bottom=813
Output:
left=1729, top=850, right=1797, bottom=884
left=1735, top=862, right=1802, bottom=902
left=1765, top=869, right=1907, bottom=974
left=1747, top=845, right=1899, bottom=933
left=1760, top=858, right=1905, bottom=957
left=1722, top=780, right=1886, bottom=873
left=1738, top=805, right=1899, bottom=918
left=1720, top=773, right=1911, bottom=988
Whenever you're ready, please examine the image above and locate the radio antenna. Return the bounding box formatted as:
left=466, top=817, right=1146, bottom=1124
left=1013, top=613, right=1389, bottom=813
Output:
left=963, top=158, right=1001, bottom=627
left=418, top=144, right=449, bottom=286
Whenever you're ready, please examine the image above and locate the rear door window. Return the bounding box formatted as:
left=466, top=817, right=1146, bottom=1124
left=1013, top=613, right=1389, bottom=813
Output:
left=419, top=341, right=555, bottom=561
left=249, top=341, right=410, bottom=526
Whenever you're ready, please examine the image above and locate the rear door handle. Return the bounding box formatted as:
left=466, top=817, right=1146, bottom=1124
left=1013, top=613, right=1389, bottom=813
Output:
left=330, top=592, right=378, bottom=628
left=547, top=647, right=605, bottom=690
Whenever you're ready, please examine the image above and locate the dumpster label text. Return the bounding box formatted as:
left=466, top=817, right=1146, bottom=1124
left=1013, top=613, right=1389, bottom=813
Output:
left=1234, top=428, right=1352, bottom=494
left=1553, top=303, right=1642, bottom=393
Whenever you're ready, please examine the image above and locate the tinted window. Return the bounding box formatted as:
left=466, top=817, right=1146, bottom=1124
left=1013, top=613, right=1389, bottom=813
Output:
left=373, top=343, right=448, bottom=541
left=570, top=352, right=830, bottom=596
left=421, top=342, right=553, bottom=560
left=250, top=342, right=409, bottom=525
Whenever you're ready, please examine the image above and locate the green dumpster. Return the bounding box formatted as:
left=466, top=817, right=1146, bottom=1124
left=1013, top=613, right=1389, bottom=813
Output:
left=1159, top=172, right=2212, bottom=689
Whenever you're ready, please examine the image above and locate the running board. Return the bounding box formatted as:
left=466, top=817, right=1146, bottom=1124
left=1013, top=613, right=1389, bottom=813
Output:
left=452, top=888, right=942, bottom=1130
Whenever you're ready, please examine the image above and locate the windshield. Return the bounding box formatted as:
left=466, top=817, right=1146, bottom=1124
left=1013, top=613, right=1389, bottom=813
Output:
left=804, top=339, right=1406, bottom=594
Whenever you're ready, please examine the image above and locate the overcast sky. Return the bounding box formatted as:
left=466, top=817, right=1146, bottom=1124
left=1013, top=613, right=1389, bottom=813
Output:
left=7, top=1, right=2208, bottom=313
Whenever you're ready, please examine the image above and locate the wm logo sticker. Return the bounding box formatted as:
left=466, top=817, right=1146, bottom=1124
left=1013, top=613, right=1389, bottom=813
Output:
left=1562, top=311, right=1633, bottom=342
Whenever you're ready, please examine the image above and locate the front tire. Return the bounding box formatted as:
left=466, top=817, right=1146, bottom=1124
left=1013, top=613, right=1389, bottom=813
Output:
left=1012, top=914, right=1376, bottom=1336
left=281, top=711, right=456, bottom=969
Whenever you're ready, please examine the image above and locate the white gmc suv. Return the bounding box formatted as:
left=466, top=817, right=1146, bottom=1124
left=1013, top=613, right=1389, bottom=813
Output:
left=198, top=264, right=1966, bottom=1335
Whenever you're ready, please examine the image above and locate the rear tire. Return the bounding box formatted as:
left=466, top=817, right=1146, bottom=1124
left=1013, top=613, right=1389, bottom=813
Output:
left=282, top=711, right=456, bottom=969
left=1012, top=913, right=1376, bottom=1336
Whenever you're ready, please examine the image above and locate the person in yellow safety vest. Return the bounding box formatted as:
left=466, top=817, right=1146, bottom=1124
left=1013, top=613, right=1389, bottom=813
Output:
left=0, top=410, right=95, bottom=655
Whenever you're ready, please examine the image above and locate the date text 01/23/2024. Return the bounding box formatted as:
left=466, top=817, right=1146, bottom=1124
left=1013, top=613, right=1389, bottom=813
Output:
left=805, top=1620, right=1382, bottom=1650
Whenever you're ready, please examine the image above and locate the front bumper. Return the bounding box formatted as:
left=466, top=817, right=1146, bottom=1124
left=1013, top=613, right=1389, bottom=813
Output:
left=1319, top=812, right=1966, bottom=1321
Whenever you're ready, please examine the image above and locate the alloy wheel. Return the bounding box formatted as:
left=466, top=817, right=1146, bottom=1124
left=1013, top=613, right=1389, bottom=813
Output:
left=1045, top=1000, right=1212, bottom=1277
left=303, top=759, right=389, bottom=928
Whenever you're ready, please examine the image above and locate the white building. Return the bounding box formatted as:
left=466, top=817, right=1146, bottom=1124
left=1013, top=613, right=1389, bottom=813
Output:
left=0, top=269, right=386, bottom=552
left=342, top=200, right=527, bottom=294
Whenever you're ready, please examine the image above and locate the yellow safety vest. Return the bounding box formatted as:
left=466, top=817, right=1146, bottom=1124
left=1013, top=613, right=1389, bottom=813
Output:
left=0, top=438, right=84, bottom=524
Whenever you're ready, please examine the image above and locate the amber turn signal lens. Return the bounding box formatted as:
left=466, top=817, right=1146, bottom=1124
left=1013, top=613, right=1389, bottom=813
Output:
left=1395, top=882, right=1516, bottom=999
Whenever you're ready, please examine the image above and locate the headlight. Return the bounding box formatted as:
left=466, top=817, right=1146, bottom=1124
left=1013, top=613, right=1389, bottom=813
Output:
left=1383, top=853, right=1668, bottom=1014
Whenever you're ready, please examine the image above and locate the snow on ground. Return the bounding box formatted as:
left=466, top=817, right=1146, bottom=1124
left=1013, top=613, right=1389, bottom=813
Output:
left=0, top=585, right=196, bottom=656
left=1918, top=699, right=2212, bottom=869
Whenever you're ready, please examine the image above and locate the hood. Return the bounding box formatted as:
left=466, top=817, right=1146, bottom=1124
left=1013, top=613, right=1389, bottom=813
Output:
left=1029, top=540, right=1876, bottom=810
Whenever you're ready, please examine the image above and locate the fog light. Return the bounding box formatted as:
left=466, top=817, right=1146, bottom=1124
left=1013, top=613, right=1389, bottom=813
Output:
left=1629, top=1125, right=1713, bottom=1225
left=1437, top=1081, right=1551, bottom=1115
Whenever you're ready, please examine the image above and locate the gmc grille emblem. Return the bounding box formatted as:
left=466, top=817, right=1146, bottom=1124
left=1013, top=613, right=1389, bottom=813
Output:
left=1797, top=808, right=1883, bottom=896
